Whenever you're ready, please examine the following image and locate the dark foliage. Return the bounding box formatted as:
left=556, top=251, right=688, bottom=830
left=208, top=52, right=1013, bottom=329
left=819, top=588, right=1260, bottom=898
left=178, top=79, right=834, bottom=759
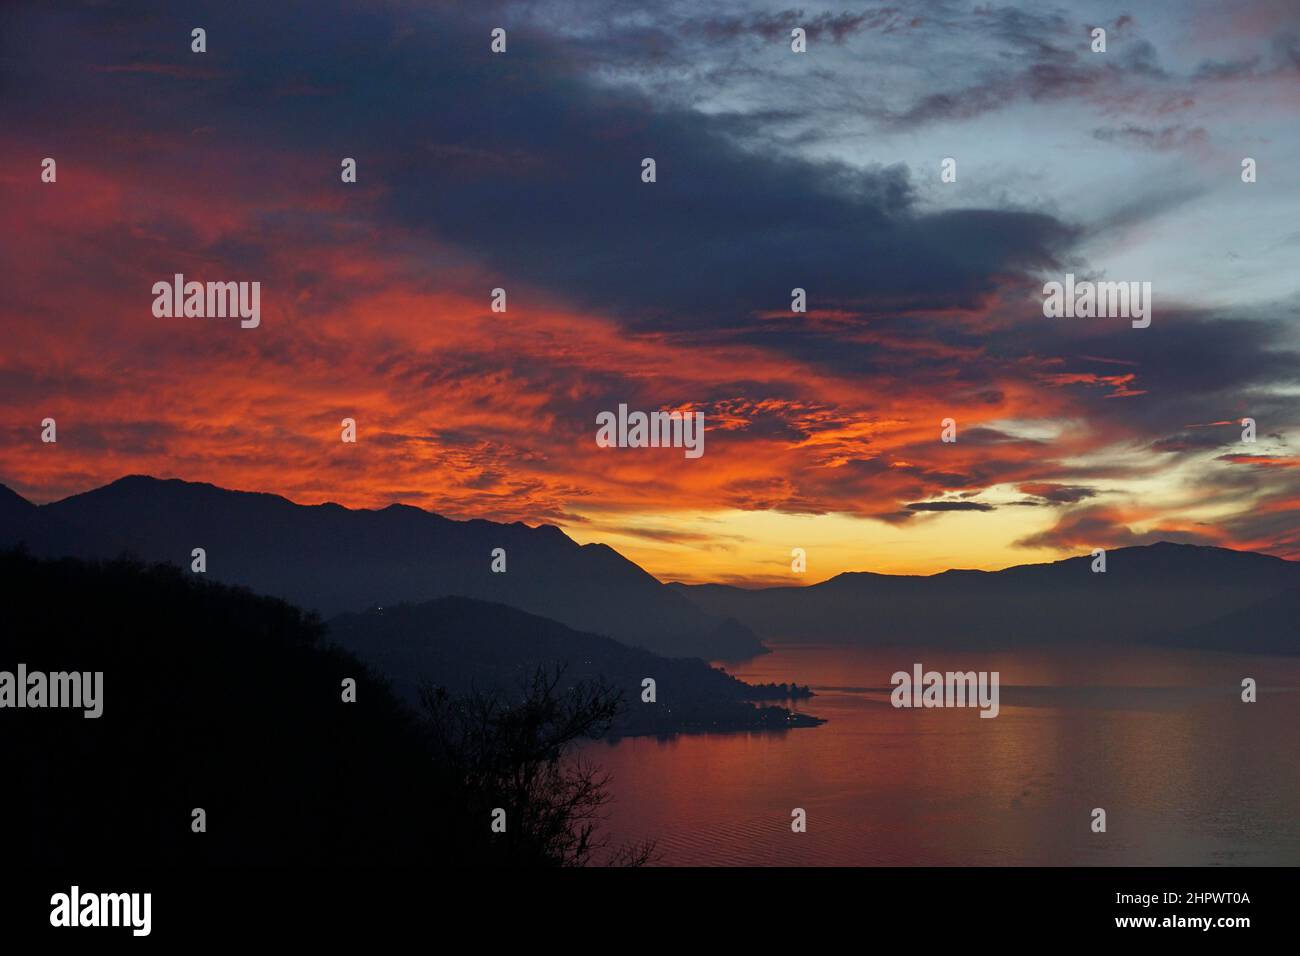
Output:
left=0, top=550, right=645, bottom=867
left=422, top=669, right=655, bottom=866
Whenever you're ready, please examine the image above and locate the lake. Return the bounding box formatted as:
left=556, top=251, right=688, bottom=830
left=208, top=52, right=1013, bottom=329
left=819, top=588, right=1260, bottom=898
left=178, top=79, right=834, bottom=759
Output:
left=588, top=643, right=1300, bottom=866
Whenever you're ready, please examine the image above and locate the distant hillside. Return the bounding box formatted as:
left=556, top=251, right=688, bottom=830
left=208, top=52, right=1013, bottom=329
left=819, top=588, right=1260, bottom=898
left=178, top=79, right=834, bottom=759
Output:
left=673, top=542, right=1300, bottom=654
left=328, top=597, right=822, bottom=736
left=0, top=475, right=763, bottom=660
left=0, top=483, right=86, bottom=557
left=1158, top=584, right=1300, bottom=654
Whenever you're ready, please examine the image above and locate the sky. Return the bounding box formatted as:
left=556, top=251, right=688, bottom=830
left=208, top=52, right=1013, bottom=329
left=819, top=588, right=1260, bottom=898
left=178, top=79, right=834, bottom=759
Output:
left=1, top=0, right=1298, bottom=584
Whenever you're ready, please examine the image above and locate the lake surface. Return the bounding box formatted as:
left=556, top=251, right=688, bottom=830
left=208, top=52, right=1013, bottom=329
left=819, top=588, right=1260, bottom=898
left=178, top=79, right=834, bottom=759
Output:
left=587, top=644, right=1300, bottom=866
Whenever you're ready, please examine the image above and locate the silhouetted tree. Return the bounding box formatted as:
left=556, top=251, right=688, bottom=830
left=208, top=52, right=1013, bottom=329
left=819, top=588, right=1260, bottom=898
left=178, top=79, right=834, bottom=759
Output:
left=421, top=667, right=655, bottom=866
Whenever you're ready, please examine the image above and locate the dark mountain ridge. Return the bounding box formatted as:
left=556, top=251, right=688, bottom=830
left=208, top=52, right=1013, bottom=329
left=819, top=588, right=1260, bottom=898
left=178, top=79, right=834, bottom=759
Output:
left=0, top=475, right=763, bottom=660
left=8, top=475, right=1295, bottom=657
left=673, top=542, right=1300, bottom=654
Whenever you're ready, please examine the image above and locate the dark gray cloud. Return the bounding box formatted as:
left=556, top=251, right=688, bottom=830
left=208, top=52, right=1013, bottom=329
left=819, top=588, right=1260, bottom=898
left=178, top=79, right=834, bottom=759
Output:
left=1, top=0, right=1081, bottom=337
left=1017, top=483, right=1099, bottom=504
left=1151, top=430, right=1232, bottom=454
left=907, top=500, right=995, bottom=512
left=698, top=10, right=878, bottom=43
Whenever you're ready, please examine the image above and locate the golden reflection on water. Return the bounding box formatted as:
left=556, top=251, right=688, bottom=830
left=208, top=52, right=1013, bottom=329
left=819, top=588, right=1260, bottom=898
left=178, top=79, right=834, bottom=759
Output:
left=590, top=645, right=1300, bottom=865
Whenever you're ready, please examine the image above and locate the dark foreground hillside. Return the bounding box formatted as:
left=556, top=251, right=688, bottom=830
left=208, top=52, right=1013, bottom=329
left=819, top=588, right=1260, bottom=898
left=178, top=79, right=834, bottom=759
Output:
left=0, top=551, right=641, bottom=867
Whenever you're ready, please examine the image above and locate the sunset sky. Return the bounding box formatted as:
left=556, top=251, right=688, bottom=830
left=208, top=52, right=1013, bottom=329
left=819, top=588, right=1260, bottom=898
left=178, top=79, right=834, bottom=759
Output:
left=2, top=0, right=1298, bottom=584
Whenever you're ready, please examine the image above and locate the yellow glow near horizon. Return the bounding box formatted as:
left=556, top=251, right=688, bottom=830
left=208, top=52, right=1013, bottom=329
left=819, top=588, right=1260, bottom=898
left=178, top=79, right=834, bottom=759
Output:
left=565, top=504, right=1073, bottom=586
left=563, top=449, right=1279, bottom=585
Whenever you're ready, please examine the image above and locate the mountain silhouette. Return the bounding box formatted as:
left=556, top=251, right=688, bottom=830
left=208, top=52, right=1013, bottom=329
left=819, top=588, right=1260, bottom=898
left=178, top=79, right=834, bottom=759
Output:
left=0, top=482, right=88, bottom=556
left=673, top=542, right=1300, bottom=653
left=0, top=476, right=763, bottom=660
left=9, top=477, right=1296, bottom=658
left=327, top=597, right=821, bottom=736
